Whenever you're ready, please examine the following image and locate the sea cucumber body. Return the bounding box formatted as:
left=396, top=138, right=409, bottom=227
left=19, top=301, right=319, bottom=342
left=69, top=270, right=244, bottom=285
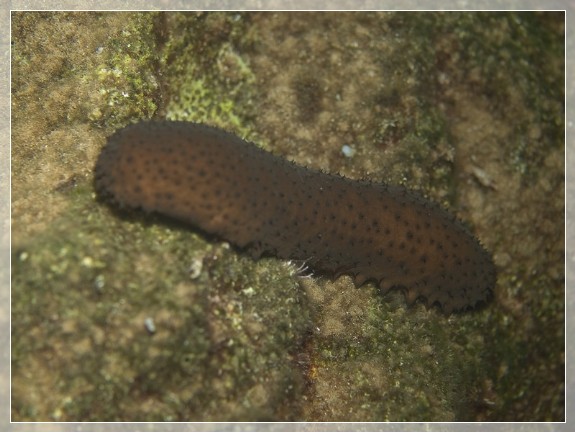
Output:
left=95, top=121, right=495, bottom=312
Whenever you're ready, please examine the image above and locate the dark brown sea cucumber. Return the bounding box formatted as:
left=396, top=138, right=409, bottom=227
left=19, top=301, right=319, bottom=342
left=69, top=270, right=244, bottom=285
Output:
left=94, top=121, right=496, bottom=313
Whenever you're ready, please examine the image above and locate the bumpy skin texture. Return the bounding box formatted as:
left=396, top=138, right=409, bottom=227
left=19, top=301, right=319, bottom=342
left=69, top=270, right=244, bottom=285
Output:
left=94, top=121, right=496, bottom=313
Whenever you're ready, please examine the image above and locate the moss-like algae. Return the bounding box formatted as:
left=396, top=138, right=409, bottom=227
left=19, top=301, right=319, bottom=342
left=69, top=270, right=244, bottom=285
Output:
left=89, top=14, right=160, bottom=128
left=161, top=13, right=257, bottom=139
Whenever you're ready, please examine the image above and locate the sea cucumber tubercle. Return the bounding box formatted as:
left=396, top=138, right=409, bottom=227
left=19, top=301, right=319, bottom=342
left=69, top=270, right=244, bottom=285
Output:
left=94, top=121, right=496, bottom=313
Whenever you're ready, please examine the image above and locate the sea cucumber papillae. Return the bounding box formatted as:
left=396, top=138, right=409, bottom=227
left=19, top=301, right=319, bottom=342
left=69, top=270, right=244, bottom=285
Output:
left=94, top=121, right=496, bottom=313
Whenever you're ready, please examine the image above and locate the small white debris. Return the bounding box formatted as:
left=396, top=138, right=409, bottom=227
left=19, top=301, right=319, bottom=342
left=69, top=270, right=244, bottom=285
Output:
left=93, top=275, right=105, bottom=292
left=470, top=165, right=497, bottom=190
left=341, top=144, right=356, bottom=158
left=144, top=317, right=156, bottom=335
left=188, top=258, right=203, bottom=279
left=241, top=286, right=256, bottom=297
left=81, top=256, right=94, bottom=268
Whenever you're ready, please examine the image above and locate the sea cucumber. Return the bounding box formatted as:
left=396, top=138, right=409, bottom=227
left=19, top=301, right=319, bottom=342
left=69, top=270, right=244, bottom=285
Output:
left=94, top=121, right=496, bottom=313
